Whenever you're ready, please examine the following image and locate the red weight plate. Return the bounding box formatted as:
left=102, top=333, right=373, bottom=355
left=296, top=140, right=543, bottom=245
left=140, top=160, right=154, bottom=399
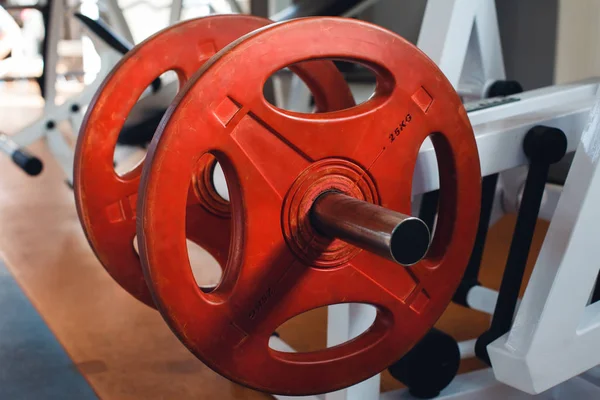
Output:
left=74, top=15, right=355, bottom=307
left=138, top=18, right=481, bottom=395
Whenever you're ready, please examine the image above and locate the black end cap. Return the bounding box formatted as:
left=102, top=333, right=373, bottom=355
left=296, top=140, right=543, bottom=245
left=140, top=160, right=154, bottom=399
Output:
left=523, top=126, right=568, bottom=165
left=12, top=150, right=43, bottom=176
left=487, top=80, right=524, bottom=98
left=388, top=328, right=460, bottom=399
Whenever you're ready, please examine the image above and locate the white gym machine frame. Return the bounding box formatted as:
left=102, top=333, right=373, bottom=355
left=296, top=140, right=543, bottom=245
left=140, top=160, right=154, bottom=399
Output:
left=264, top=0, right=600, bottom=399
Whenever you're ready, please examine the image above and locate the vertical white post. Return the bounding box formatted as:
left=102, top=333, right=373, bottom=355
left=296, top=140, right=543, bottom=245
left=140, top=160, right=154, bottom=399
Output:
left=325, top=304, right=379, bottom=400
left=417, top=0, right=505, bottom=97
left=103, top=0, right=135, bottom=43
left=169, top=0, right=184, bottom=25
left=43, top=0, right=65, bottom=108
left=269, top=0, right=292, bottom=15
left=417, top=0, right=476, bottom=88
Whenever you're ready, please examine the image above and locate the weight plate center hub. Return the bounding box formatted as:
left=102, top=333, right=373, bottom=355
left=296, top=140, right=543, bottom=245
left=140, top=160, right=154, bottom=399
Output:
left=282, top=158, right=379, bottom=267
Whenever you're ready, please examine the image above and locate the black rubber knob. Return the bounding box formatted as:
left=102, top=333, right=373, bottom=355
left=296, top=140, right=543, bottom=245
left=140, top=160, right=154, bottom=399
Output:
left=150, top=77, right=162, bottom=93
left=388, top=329, right=460, bottom=399
left=523, top=126, right=567, bottom=165
left=486, top=80, right=523, bottom=98
left=11, top=150, right=43, bottom=176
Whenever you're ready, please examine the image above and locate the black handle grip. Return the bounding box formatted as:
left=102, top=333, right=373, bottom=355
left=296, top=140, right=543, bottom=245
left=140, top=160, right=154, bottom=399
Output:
left=73, top=13, right=162, bottom=93
left=74, top=12, right=132, bottom=55
left=11, top=149, right=43, bottom=176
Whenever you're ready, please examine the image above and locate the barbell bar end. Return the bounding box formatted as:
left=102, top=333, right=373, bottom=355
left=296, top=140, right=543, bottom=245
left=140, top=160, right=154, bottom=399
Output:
left=390, top=216, right=431, bottom=266
left=311, top=192, right=431, bottom=266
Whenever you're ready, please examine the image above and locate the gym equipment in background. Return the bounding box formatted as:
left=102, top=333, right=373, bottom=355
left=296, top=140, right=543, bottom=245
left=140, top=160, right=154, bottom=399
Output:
left=0, top=0, right=130, bottom=180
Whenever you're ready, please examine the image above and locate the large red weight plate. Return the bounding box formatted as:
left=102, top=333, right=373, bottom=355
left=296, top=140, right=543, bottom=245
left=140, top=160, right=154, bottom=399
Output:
left=138, top=18, right=481, bottom=395
left=74, top=15, right=354, bottom=307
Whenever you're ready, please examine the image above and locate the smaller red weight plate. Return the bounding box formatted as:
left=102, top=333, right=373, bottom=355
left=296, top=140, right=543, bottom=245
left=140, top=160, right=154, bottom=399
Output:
left=138, top=18, right=481, bottom=395
left=74, top=15, right=355, bottom=307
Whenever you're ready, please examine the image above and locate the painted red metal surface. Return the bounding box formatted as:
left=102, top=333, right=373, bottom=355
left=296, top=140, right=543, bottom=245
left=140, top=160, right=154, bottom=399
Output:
left=74, top=15, right=354, bottom=307
left=138, top=18, right=481, bottom=395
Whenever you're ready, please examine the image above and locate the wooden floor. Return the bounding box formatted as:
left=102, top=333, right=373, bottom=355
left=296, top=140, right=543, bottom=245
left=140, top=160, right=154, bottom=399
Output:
left=0, top=83, right=550, bottom=399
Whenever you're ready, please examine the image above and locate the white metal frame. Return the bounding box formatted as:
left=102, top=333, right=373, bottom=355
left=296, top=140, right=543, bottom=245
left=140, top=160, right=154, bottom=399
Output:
left=102, top=0, right=135, bottom=43
left=417, top=0, right=505, bottom=100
